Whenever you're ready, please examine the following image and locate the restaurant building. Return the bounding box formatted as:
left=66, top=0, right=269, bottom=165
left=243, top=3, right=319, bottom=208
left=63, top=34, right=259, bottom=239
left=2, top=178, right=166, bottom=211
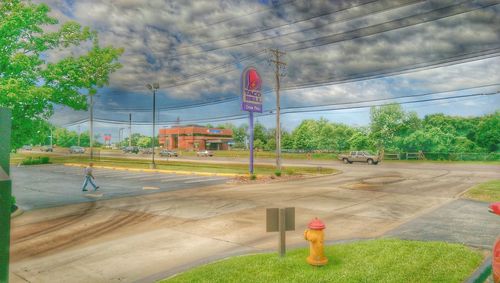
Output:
left=158, top=125, right=233, bottom=151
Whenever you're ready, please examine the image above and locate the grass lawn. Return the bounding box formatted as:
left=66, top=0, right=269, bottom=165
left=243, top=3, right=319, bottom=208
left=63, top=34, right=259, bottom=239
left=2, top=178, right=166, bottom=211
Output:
left=463, top=179, right=500, bottom=202
left=163, top=239, right=483, bottom=283
left=11, top=153, right=336, bottom=176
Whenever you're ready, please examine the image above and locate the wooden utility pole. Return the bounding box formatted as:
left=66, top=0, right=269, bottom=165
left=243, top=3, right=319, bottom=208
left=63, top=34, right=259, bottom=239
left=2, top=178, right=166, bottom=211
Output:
left=269, top=48, right=286, bottom=171
left=89, top=93, right=94, bottom=160
left=128, top=113, right=132, bottom=147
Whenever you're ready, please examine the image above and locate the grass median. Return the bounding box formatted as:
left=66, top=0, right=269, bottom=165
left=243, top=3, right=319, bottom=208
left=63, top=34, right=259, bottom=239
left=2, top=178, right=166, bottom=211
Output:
left=11, top=153, right=336, bottom=176
left=163, top=239, right=483, bottom=283
left=463, top=179, right=500, bottom=202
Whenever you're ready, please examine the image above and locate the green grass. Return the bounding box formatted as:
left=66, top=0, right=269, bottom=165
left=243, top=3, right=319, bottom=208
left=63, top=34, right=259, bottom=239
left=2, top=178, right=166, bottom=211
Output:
left=463, top=179, right=500, bottom=202
left=163, top=239, right=483, bottom=283
left=11, top=153, right=335, bottom=176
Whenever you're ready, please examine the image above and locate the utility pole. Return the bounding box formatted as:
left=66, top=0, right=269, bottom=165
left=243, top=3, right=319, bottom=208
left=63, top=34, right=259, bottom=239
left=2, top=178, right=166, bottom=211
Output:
left=49, top=128, right=53, bottom=148
left=269, top=48, right=286, bottom=171
left=89, top=93, right=94, bottom=160
left=128, top=113, right=132, bottom=147
left=77, top=125, right=81, bottom=147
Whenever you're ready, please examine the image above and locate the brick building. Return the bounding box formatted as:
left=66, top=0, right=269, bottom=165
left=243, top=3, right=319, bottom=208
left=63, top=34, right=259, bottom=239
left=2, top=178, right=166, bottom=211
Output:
left=158, top=125, right=233, bottom=150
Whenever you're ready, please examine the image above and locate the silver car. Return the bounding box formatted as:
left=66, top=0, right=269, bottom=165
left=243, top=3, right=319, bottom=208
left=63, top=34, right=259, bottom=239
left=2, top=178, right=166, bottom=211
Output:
left=196, top=150, right=213, bottom=157
left=69, top=146, right=85, bottom=154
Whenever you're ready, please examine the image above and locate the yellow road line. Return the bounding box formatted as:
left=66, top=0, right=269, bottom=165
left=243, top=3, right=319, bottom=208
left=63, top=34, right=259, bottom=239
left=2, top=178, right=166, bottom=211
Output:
left=63, top=163, right=244, bottom=177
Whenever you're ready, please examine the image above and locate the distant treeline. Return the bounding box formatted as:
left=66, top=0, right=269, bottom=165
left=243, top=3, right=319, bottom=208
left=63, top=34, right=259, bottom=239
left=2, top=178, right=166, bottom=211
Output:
left=28, top=104, right=499, bottom=154
left=218, top=104, right=499, bottom=153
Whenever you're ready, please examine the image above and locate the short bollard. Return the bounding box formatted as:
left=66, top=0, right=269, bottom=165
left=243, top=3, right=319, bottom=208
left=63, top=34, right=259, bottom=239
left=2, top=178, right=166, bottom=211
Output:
left=304, top=217, right=328, bottom=266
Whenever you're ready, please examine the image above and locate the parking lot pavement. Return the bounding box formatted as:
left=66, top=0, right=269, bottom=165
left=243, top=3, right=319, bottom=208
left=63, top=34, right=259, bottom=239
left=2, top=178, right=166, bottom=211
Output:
left=11, top=164, right=229, bottom=210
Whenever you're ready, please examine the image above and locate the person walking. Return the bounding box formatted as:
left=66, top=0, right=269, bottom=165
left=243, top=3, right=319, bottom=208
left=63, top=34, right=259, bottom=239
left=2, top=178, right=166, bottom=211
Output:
left=82, top=162, right=99, bottom=192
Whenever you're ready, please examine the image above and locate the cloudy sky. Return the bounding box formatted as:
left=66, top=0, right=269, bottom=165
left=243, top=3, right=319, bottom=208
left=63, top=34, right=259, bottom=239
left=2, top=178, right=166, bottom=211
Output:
left=36, top=0, right=500, bottom=140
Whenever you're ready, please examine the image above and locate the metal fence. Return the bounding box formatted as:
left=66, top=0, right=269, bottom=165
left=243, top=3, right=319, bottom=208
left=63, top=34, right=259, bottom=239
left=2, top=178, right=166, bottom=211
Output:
left=384, top=151, right=500, bottom=161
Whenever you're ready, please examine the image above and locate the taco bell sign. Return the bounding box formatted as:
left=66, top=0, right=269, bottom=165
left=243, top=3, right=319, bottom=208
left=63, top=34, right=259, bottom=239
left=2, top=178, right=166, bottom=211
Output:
left=241, top=67, right=263, bottom=113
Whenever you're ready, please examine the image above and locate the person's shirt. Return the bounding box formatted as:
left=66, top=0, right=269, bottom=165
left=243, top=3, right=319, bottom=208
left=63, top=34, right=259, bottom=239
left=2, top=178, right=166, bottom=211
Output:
left=85, top=166, right=93, bottom=177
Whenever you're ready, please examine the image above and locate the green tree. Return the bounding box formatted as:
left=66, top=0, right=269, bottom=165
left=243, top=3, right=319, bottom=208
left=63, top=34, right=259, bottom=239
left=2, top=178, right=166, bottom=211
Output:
left=475, top=111, right=500, bottom=152
left=232, top=124, right=248, bottom=148
left=137, top=136, right=151, bottom=148
left=370, top=104, right=407, bottom=150
left=0, top=0, right=123, bottom=149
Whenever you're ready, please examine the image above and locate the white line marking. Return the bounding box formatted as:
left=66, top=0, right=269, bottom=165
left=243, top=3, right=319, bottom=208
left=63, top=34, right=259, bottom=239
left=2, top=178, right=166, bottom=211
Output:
left=160, top=176, right=200, bottom=182
left=142, top=186, right=160, bottom=190
left=184, top=178, right=225, bottom=184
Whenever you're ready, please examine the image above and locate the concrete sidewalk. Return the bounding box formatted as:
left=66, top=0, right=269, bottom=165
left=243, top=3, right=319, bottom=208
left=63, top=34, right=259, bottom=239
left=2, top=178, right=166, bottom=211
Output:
left=386, top=199, right=500, bottom=249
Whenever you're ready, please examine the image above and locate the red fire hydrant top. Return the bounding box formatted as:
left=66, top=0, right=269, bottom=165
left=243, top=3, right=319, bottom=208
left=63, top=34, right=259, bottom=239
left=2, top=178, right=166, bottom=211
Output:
left=308, top=218, right=326, bottom=230
left=490, top=202, right=500, bottom=215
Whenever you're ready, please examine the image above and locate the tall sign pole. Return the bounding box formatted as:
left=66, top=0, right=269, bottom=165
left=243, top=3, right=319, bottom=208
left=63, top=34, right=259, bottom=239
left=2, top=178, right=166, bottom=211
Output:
left=241, top=67, right=263, bottom=175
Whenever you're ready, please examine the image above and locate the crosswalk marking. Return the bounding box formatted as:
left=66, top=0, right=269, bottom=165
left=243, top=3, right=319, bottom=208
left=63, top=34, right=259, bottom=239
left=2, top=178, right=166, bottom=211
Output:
left=121, top=173, right=159, bottom=179
left=160, top=175, right=200, bottom=182
left=184, top=178, right=225, bottom=184
left=40, top=165, right=228, bottom=185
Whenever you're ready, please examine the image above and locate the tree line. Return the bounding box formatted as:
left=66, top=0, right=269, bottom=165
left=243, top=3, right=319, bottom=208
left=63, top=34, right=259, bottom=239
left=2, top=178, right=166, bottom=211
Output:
left=221, top=104, right=499, bottom=154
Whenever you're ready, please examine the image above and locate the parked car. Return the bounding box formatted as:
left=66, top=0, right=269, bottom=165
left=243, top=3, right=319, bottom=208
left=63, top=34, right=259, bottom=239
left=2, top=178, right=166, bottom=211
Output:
left=141, top=148, right=153, bottom=154
left=196, top=150, right=214, bottom=157
left=338, top=151, right=380, bottom=165
left=22, top=145, right=32, bottom=151
left=160, top=149, right=178, bottom=157
left=41, top=146, right=53, bottom=152
left=122, top=146, right=139, bottom=154
left=69, top=146, right=85, bottom=154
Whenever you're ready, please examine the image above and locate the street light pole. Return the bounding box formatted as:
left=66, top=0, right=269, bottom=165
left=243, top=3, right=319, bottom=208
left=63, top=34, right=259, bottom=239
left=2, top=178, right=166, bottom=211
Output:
left=146, top=83, right=159, bottom=169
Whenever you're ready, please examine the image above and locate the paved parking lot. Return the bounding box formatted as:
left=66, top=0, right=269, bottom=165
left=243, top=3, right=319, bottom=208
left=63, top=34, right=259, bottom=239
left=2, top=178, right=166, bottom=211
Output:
left=8, top=162, right=500, bottom=283
left=11, top=164, right=229, bottom=210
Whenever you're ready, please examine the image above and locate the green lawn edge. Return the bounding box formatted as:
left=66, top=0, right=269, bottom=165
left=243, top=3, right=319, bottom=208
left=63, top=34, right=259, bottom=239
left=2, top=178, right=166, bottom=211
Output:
left=10, top=154, right=337, bottom=176
left=162, top=239, right=483, bottom=283
left=463, top=179, right=500, bottom=203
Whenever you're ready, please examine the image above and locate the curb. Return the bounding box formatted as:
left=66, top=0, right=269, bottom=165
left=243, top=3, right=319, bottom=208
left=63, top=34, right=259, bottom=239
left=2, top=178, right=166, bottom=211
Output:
left=135, top=237, right=374, bottom=283
left=466, top=256, right=492, bottom=283
left=63, top=163, right=246, bottom=178
left=11, top=206, right=24, bottom=218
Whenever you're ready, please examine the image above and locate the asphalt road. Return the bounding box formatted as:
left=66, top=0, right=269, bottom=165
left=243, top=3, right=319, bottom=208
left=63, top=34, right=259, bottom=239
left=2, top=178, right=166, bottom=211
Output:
left=8, top=161, right=500, bottom=283
left=11, top=164, right=228, bottom=210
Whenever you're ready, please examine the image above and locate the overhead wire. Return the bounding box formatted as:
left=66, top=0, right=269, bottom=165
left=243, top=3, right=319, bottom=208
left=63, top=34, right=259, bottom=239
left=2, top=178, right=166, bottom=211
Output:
left=62, top=88, right=500, bottom=126
left=158, top=0, right=497, bottom=91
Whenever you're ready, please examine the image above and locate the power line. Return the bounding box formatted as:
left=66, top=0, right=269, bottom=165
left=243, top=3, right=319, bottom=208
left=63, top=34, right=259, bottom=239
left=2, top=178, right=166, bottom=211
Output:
left=283, top=0, right=499, bottom=52
left=156, top=0, right=497, bottom=91
left=61, top=89, right=499, bottom=126
left=283, top=48, right=500, bottom=90
left=176, top=0, right=389, bottom=51
left=168, top=0, right=496, bottom=58
left=185, top=0, right=297, bottom=34
left=109, top=48, right=499, bottom=112
left=282, top=83, right=500, bottom=110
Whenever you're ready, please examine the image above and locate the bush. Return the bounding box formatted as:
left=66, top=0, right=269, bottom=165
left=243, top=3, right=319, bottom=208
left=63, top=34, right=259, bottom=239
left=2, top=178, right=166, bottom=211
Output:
left=285, top=168, right=296, bottom=175
left=10, top=195, right=17, bottom=213
left=274, top=170, right=282, bottom=177
left=21, top=156, right=50, bottom=165
left=250, top=174, right=257, bottom=180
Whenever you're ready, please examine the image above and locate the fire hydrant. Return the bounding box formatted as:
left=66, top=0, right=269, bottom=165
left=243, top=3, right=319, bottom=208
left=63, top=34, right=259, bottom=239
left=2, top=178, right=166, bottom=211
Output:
left=304, top=217, right=328, bottom=266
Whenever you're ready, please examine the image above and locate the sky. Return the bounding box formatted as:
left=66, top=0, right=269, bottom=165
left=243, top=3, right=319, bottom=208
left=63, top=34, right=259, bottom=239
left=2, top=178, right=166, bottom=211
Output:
left=34, top=0, right=500, bottom=142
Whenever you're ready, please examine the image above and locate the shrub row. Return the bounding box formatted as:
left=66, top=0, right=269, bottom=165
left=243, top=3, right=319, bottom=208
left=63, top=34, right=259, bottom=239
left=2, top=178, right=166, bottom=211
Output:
left=21, top=156, right=50, bottom=165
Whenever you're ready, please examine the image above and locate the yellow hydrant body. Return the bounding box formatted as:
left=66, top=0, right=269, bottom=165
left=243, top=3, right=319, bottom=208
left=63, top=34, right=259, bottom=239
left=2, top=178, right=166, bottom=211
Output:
left=304, top=218, right=328, bottom=266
